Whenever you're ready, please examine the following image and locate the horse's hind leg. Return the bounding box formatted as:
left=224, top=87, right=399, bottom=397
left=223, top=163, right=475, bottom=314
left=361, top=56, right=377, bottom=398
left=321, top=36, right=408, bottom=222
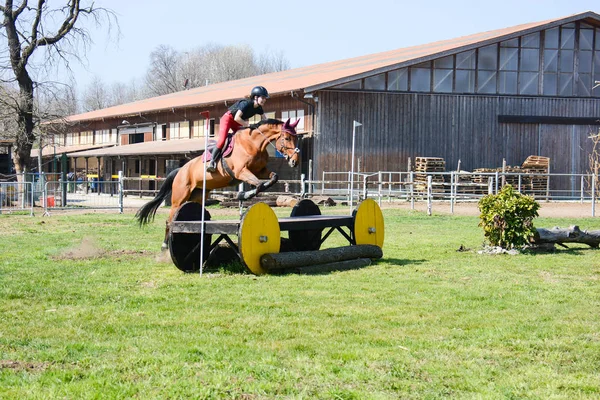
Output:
left=162, top=206, right=178, bottom=251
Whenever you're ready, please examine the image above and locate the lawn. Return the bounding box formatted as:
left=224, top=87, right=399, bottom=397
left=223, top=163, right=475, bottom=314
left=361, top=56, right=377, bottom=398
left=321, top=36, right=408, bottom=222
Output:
left=1, top=206, right=599, bottom=399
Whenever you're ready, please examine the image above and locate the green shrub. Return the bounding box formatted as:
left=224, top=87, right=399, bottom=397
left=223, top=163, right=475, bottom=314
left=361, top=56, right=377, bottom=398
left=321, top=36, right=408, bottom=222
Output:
left=478, top=185, right=540, bottom=249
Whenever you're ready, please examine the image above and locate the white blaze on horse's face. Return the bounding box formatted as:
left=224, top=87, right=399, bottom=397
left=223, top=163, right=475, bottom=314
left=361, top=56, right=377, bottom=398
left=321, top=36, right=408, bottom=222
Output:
left=281, top=132, right=300, bottom=168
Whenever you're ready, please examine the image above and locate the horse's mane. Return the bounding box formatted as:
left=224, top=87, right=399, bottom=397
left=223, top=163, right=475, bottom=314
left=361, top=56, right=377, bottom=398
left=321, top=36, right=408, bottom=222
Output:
left=248, top=119, right=283, bottom=130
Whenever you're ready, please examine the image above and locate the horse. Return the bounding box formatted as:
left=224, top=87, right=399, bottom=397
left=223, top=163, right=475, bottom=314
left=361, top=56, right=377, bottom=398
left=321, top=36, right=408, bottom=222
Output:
left=135, top=118, right=301, bottom=249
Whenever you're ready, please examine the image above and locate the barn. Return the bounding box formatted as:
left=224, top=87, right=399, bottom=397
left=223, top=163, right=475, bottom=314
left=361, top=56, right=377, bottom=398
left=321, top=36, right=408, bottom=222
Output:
left=38, top=11, right=600, bottom=195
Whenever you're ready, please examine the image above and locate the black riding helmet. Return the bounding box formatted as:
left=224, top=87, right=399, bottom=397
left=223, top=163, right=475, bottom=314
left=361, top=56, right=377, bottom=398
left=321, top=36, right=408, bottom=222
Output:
left=250, top=86, right=269, bottom=99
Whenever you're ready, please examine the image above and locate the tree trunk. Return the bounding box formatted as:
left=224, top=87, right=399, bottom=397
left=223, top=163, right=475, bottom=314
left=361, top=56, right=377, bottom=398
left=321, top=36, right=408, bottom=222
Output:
left=532, top=226, right=600, bottom=249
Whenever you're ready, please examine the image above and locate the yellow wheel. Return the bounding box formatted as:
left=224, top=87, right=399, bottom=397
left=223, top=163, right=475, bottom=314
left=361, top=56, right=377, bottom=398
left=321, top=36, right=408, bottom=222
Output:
left=353, top=199, right=384, bottom=248
left=239, top=202, right=280, bottom=275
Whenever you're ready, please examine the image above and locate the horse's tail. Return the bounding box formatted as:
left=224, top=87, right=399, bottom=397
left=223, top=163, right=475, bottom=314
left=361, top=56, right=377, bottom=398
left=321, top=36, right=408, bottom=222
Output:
left=135, top=168, right=180, bottom=226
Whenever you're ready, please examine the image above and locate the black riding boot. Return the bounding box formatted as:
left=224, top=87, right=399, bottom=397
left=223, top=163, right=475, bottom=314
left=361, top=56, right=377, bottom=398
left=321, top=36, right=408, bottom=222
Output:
left=207, top=147, right=222, bottom=172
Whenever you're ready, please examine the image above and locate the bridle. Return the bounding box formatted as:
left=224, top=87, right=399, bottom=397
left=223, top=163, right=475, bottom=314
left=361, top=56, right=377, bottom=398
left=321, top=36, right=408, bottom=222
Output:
left=255, top=124, right=300, bottom=161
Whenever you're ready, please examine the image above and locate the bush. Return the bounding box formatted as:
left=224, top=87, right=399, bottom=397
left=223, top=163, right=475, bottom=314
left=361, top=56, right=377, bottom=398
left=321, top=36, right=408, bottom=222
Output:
left=478, top=185, right=540, bottom=249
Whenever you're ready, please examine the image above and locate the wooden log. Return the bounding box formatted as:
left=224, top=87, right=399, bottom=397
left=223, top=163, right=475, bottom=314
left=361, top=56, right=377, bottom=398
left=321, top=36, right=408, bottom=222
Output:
left=260, top=244, right=383, bottom=271
left=276, top=195, right=299, bottom=207
left=532, top=226, right=600, bottom=248
left=273, top=258, right=372, bottom=274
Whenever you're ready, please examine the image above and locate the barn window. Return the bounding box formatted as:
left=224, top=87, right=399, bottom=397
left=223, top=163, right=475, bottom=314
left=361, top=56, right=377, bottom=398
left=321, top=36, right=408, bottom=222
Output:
left=433, top=56, right=453, bottom=93
left=456, top=50, right=476, bottom=69
left=499, top=71, right=517, bottom=94
left=545, top=27, right=559, bottom=49
left=478, top=44, right=497, bottom=70
left=332, top=80, right=362, bottom=90
left=580, top=28, right=594, bottom=50
left=455, top=50, right=475, bottom=93
left=410, top=61, right=431, bottom=92
left=522, top=32, right=540, bottom=48
left=477, top=70, right=497, bottom=94
left=559, top=73, right=573, bottom=96
left=542, top=73, right=557, bottom=95
left=560, top=50, right=574, bottom=73
left=500, top=42, right=518, bottom=71
left=455, top=70, right=475, bottom=93
left=387, top=68, right=408, bottom=91
left=519, top=72, right=539, bottom=95
left=561, top=25, right=575, bottom=49
left=364, top=73, right=385, bottom=90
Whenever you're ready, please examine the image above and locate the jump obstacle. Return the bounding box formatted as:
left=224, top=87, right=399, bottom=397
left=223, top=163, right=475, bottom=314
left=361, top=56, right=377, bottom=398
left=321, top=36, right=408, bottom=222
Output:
left=168, top=198, right=385, bottom=274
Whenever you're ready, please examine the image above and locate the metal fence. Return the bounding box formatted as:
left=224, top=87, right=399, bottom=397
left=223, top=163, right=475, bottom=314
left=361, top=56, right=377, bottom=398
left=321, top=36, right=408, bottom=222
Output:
left=1, top=169, right=599, bottom=216
left=310, top=170, right=598, bottom=216
left=0, top=181, right=34, bottom=215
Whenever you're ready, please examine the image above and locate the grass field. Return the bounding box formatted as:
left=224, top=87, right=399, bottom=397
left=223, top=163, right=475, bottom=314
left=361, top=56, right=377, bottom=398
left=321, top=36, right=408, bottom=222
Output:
left=1, top=206, right=600, bottom=399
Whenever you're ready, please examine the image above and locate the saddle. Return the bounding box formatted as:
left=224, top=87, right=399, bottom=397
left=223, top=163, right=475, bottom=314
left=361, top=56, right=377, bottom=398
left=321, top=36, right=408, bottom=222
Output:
left=203, top=134, right=236, bottom=163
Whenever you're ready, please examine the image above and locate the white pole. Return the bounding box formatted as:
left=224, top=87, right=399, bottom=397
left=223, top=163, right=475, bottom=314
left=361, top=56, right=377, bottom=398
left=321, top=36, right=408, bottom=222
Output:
left=350, top=121, right=362, bottom=212
left=199, top=113, right=210, bottom=276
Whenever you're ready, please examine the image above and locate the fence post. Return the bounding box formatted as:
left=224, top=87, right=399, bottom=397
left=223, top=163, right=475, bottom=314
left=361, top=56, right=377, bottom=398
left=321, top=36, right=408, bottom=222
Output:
left=300, top=173, right=306, bottom=197
left=362, top=175, right=368, bottom=201
left=410, top=171, right=415, bottom=210
left=592, top=173, right=596, bottom=217
left=427, top=175, right=432, bottom=216
left=450, top=171, right=455, bottom=214
left=378, top=171, right=382, bottom=206
left=119, top=171, right=124, bottom=214
left=580, top=175, right=585, bottom=204
left=488, top=177, right=493, bottom=195
left=495, top=171, right=499, bottom=193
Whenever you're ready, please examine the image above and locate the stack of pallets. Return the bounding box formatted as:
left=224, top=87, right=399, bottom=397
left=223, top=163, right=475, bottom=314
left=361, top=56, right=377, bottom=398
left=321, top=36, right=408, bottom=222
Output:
left=521, top=156, right=550, bottom=195
left=414, top=157, right=446, bottom=195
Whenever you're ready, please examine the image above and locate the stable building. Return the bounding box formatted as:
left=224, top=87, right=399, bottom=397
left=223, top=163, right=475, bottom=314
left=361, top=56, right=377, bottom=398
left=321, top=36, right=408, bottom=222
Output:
left=39, top=11, right=600, bottom=195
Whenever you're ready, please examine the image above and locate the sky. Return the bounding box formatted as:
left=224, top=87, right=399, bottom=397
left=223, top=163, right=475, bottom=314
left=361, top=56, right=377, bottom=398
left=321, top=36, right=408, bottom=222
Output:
left=65, top=0, right=600, bottom=91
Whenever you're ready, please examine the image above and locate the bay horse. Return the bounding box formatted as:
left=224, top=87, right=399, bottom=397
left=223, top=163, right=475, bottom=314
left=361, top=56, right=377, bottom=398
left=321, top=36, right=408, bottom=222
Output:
left=135, top=118, right=301, bottom=249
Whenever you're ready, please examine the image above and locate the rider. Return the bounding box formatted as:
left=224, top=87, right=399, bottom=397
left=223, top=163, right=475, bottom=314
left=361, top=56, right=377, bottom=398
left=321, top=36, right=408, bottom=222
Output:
left=206, top=86, right=269, bottom=172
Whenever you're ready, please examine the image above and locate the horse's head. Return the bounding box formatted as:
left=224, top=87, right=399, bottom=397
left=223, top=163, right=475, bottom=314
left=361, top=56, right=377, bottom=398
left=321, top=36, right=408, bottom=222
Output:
left=277, top=119, right=301, bottom=168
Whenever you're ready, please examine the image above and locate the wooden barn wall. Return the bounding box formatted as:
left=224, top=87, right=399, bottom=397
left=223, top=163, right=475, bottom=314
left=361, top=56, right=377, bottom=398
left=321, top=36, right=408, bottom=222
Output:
left=315, top=91, right=600, bottom=181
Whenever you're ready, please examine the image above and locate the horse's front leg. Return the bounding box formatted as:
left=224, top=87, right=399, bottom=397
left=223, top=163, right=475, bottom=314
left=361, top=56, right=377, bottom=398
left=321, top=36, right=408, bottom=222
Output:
left=235, top=168, right=278, bottom=200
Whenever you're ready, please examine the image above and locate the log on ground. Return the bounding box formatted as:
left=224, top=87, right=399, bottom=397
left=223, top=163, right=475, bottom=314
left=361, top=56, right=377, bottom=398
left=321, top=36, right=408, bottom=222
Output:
left=532, top=226, right=600, bottom=248
left=260, top=244, right=383, bottom=271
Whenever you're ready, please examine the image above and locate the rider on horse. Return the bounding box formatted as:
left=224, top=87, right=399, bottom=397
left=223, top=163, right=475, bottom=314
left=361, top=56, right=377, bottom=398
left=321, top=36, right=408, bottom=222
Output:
left=206, top=86, right=270, bottom=172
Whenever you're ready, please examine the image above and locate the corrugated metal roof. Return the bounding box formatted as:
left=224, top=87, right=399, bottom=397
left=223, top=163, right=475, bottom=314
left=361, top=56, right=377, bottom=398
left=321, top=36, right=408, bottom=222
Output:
left=67, top=138, right=205, bottom=157
left=65, top=11, right=598, bottom=123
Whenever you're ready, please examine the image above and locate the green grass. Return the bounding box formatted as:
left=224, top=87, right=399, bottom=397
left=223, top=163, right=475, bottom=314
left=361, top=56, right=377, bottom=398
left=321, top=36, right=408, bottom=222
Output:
left=1, top=207, right=600, bottom=399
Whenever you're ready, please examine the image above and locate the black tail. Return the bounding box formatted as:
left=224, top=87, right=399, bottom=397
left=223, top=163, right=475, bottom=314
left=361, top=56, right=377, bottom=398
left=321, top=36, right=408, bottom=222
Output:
left=135, top=168, right=180, bottom=226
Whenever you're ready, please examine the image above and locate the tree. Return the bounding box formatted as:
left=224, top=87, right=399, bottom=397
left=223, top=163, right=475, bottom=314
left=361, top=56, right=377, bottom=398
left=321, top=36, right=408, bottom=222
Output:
left=144, top=43, right=290, bottom=97
left=81, top=75, right=110, bottom=112
left=0, top=0, right=116, bottom=178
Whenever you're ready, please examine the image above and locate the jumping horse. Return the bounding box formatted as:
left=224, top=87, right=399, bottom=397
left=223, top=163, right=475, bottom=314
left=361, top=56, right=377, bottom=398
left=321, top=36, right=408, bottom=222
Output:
left=135, top=118, right=301, bottom=249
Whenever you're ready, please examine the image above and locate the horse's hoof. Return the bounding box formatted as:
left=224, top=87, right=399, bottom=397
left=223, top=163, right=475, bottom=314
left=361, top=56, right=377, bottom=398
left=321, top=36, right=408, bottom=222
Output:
left=161, top=243, right=168, bottom=251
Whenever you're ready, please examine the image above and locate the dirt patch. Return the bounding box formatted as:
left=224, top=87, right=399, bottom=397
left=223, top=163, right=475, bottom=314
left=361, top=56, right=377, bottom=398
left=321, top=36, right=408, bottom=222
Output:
left=0, top=360, right=52, bottom=372
left=54, top=237, right=152, bottom=260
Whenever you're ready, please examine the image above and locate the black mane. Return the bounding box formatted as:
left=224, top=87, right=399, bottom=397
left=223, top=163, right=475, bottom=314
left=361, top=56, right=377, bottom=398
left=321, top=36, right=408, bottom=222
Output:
left=249, top=119, right=283, bottom=130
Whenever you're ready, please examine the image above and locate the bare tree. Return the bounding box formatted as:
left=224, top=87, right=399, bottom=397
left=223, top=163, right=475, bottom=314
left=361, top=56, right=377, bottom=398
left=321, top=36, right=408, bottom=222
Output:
left=0, top=0, right=116, bottom=178
left=144, top=43, right=291, bottom=97
left=255, top=48, right=290, bottom=75
left=81, top=75, right=110, bottom=111
left=144, top=44, right=181, bottom=96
